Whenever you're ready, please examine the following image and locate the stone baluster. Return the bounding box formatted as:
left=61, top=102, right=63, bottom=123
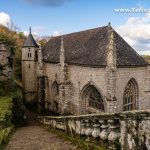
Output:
left=108, top=118, right=120, bottom=150
left=51, top=119, right=54, bottom=128
left=60, top=119, right=65, bottom=130
left=56, top=120, right=59, bottom=129
left=60, top=122, right=62, bottom=130
left=75, top=120, right=81, bottom=135
left=58, top=120, right=62, bottom=130
left=46, top=118, right=50, bottom=126
left=85, top=120, right=93, bottom=137
left=43, top=118, right=46, bottom=125
left=81, top=120, right=86, bottom=136
left=99, top=119, right=109, bottom=141
left=62, top=122, right=66, bottom=131
left=44, top=118, right=48, bottom=125
left=53, top=120, right=57, bottom=129
left=58, top=121, right=61, bottom=130
left=50, top=119, right=53, bottom=128
left=92, top=119, right=101, bottom=138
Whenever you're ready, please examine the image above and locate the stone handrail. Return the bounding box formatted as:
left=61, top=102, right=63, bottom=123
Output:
left=38, top=110, right=150, bottom=150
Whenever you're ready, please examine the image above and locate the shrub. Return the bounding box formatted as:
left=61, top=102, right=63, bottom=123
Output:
left=11, top=95, right=25, bottom=125
left=0, top=97, right=14, bottom=148
left=0, top=79, right=17, bottom=96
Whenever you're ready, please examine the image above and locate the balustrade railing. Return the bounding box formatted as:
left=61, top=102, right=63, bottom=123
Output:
left=39, top=110, right=150, bottom=150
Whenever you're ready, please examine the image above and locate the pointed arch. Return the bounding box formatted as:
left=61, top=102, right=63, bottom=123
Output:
left=52, top=81, right=59, bottom=98
left=123, top=78, right=139, bottom=111
left=80, top=82, right=105, bottom=114
left=51, top=81, right=59, bottom=112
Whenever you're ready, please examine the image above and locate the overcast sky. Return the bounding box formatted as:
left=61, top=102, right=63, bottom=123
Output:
left=0, top=0, right=150, bottom=54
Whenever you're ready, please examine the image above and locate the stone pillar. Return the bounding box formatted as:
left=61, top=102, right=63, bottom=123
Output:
left=106, top=23, right=117, bottom=113
left=59, top=36, right=70, bottom=114
left=99, top=120, right=109, bottom=140
left=38, top=76, right=46, bottom=112
left=38, top=45, right=44, bottom=76
left=119, top=114, right=146, bottom=150
left=108, top=118, right=120, bottom=150
left=92, top=119, right=101, bottom=138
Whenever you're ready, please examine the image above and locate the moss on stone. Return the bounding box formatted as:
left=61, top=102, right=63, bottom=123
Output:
left=43, top=125, right=108, bottom=150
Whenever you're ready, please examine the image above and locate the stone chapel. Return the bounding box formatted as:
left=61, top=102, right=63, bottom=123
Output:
left=22, top=24, right=150, bottom=115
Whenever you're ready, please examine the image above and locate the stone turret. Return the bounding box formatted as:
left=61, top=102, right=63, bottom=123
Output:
left=22, top=27, right=39, bottom=103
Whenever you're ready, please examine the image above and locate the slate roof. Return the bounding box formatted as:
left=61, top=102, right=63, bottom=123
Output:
left=23, top=29, right=39, bottom=48
left=42, top=25, right=148, bottom=67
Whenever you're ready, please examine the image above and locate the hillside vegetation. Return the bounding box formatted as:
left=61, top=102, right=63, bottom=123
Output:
left=0, top=25, right=26, bottom=82
left=142, top=55, right=150, bottom=64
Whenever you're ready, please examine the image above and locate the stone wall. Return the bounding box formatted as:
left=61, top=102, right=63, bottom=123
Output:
left=116, top=66, right=150, bottom=112
left=39, top=110, right=150, bottom=150
left=44, top=62, right=150, bottom=114
left=0, top=43, right=13, bottom=80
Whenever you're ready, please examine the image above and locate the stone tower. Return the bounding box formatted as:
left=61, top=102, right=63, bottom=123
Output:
left=22, top=28, right=39, bottom=103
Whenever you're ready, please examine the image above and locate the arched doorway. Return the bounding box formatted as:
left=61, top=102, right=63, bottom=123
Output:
left=80, top=84, right=104, bottom=114
left=51, top=81, right=59, bottom=112
left=123, top=78, right=139, bottom=111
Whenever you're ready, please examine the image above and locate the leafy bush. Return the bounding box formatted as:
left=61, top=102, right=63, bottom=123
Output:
left=11, top=95, right=25, bottom=125
left=0, top=97, right=13, bottom=148
left=0, top=126, right=13, bottom=149
left=0, top=97, right=13, bottom=128
left=0, top=79, right=17, bottom=97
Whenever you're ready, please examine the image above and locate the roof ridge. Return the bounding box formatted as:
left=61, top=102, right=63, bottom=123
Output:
left=42, top=25, right=148, bottom=67
left=51, top=25, right=109, bottom=38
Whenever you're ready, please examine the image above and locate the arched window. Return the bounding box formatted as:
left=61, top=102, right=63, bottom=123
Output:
left=51, top=81, right=59, bottom=112
left=52, top=81, right=59, bottom=98
left=80, top=84, right=104, bottom=113
left=88, top=86, right=104, bottom=110
left=123, top=79, right=138, bottom=111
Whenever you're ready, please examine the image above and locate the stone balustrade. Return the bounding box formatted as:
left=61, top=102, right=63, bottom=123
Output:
left=39, top=110, right=150, bottom=150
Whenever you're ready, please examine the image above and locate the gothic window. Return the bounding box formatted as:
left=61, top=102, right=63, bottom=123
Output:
left=88, top=86, right=104, bottom=110
left=51, top=81, right=59, bottom=102
left=81, top=85, right=104, bottom=113
left=28, top=53, right=32, bottom=58
left=28, top=64, right=30, bottom=68
left=123, top=79, right=138, bottom=111
left=28, top=48, right=32, bottom=58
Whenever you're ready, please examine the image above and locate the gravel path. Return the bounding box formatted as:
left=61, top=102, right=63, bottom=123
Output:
left=4, top=111, right=79, bottom=150
left=4, top=126, right=78, bottom=150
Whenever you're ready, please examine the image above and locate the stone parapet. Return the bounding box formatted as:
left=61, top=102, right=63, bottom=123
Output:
left=39, top=110, right=150, bottom=150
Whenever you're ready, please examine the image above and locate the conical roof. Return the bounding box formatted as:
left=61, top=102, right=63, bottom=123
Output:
left=23, top=27, right=39, bottom=48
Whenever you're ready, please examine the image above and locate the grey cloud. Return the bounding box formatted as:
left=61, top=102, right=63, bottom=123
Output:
left=25, top=0, right=73, bottom=6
